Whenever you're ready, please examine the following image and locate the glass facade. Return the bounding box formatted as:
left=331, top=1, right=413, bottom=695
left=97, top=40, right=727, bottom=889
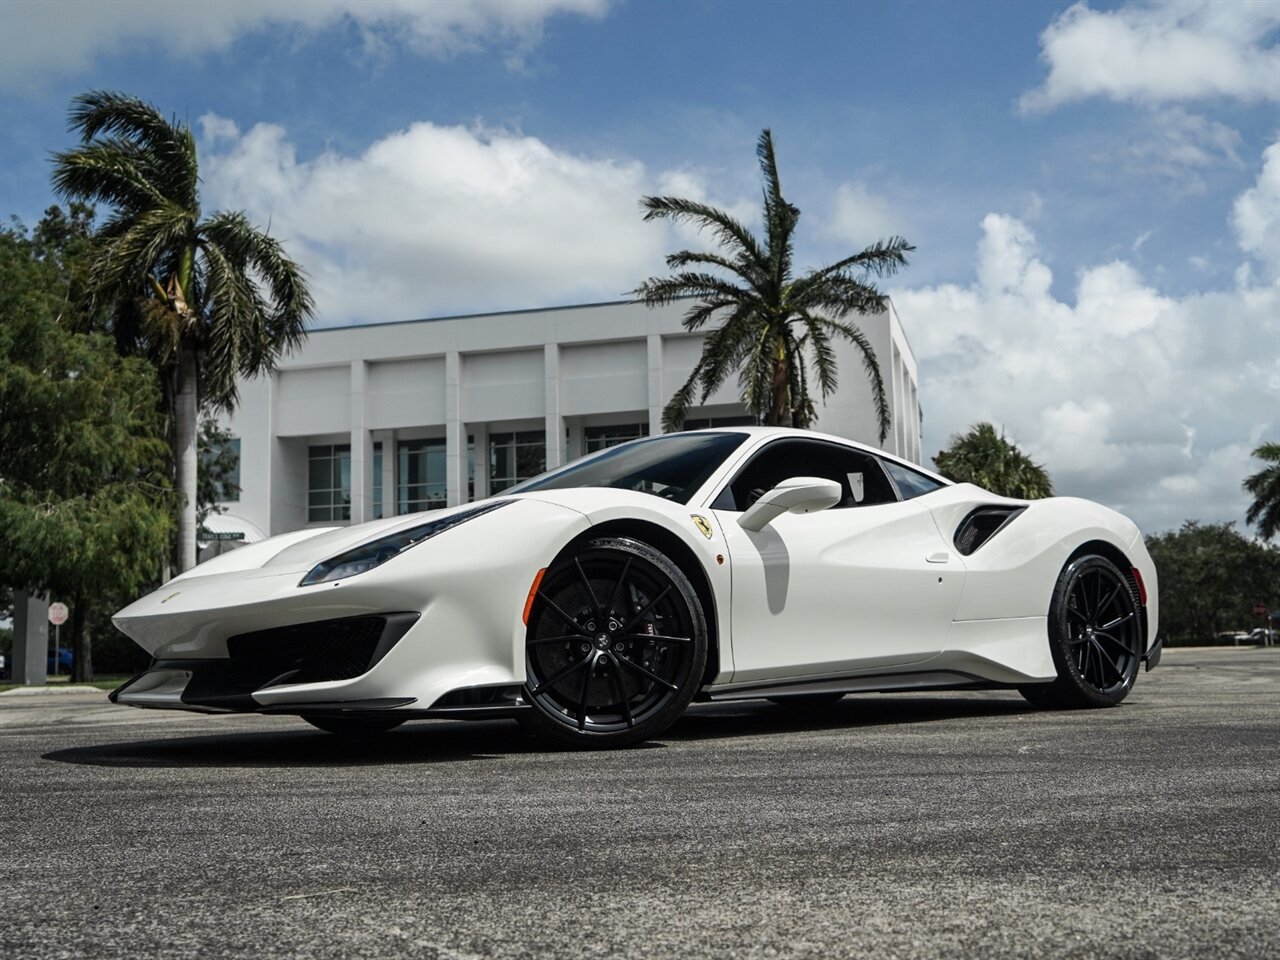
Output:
left=397, top=438, right=447, bottom=514
left=372, top=442, right=383, bottom=519
left=490, top=431, right=546, bottom=494
left=308, top=444, right=351, bottom=522
left=584, top=423, right=648, bottom=453
left=682, top=415, right=755, bottom=430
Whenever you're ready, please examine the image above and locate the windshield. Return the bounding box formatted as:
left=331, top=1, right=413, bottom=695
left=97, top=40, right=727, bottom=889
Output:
left=509, top=432, right=748, bottom=504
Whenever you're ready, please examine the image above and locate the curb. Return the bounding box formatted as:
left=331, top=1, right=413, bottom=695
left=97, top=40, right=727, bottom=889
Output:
left=0, top=685, right=106, bottom=697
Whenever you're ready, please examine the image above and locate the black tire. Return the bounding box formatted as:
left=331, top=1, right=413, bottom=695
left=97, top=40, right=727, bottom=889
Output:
left=767, top=692, right=845, bottom=707
left=302, top=715, right=406, bottom=736
left=522, top=537, right=707, bottom=748
left=1019, top=554, right=1142, bottom=709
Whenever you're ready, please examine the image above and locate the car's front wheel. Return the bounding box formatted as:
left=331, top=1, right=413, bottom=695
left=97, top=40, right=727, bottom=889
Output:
left=1020, top=554, right=1142, bottom=709
left=522, top=537, right=707, bottom=748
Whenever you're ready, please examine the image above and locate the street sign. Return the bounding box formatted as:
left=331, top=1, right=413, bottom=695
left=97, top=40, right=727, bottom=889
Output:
left=1255, top=603, right=1268, bottom=617
left=48, top=602, right=69, bottom=626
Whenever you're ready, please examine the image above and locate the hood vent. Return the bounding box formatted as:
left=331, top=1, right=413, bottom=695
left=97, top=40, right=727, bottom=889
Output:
left=954, top=506, right=1026, bottom=556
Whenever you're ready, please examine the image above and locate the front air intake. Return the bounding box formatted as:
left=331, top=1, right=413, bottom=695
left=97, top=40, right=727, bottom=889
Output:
left=953, top=506, right=1026, bottom=556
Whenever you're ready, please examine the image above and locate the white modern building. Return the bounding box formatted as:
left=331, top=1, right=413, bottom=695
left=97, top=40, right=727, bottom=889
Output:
left=212, top=298, right=921, bottom=543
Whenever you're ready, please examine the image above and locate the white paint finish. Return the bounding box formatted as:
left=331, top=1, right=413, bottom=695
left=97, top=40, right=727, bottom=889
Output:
left=275, top=366, right=351, bottom=436
left=445, top=351, right=463, bottom=507
left=114, top=426, right=1160, bottom=724
left=218, top=300, right=922, bottom=535
left=716, top=497, right=965, bottom=683
left=559, top=339, right=648, bottom=415
left=366, top=357, right=447, bottom=428
left=349, top=361, right=371, bottom=524
left=544, top=343, right=563, bottom=470
left=461, top=348, right=544, bottom=423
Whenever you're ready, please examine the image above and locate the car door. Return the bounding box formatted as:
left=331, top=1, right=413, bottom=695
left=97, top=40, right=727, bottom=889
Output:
left=710, top=438, right=966, bottom=684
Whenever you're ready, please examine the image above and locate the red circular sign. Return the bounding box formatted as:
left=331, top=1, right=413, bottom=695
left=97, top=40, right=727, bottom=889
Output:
left=1255, top=603, right=1269, bottom=617
left=48, top=602, right=69, bottom=626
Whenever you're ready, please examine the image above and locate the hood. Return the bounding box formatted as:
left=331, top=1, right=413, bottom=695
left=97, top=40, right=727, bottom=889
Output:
left=168, top=501, right=510, bottom=583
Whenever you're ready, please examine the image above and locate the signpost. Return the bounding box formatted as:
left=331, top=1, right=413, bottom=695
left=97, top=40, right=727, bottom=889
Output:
left=48, top=602, right=68, bottom=676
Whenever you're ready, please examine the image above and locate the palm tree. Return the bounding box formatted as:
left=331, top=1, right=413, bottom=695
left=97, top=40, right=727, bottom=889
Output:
left=52, top=91, right=313, bottom=572
left=934, top=422, right=1054, bottom=499
left=1244, top=442, right=1280, bottom=541
left=632, top=129, right=912, bottom=439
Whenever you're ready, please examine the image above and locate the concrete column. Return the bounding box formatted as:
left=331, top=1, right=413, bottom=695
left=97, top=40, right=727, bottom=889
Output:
left=647, top=334, right=664, bottom=435
left=566, top=419, right=585, bottom=462
left=445, top=351, right=463, bottom=506
left=373, top=428, right=395, bottom=518
left=349, top=360, right=372, bottom=523
left=544, top=343, right=562, bottom=470
left=11, top=592, right=49, bottom=686
left=471, top=423, right=490, bottom=500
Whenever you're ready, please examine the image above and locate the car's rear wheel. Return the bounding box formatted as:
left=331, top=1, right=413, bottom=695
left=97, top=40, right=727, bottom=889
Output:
left=302, top=715, right=406, bottom=736
left=1020, top=554, right=1142, bottom=709
left=523, top=537, right=707, bottom=748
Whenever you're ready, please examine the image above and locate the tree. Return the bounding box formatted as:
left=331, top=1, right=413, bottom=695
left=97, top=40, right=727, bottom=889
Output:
left=0, top=212, right=173, bottom=681
left=197, top=416, right=241, bottom=528
left=1145, top=522, right=1280, bottom=644
left=1244, top=442, right=1280, bottom=541
left=933, top=422, right=1053, bottom=499
left=52, top=90, right=313, bottom=573
left=633, top=129, right=912, bottom=437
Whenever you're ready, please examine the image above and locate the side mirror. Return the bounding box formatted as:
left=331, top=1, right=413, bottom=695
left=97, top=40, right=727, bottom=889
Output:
left=737, top=476, right=842, bottom=532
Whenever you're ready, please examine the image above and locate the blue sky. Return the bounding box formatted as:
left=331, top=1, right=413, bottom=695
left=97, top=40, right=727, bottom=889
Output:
left=1, top=0, right=1277, bottom=536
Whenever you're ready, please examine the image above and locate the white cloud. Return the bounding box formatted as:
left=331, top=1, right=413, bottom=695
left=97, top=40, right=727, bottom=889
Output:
left=1020, top=1, right=1280, bottom=113
left=892, top=208, right=1279, bottom=535
left=1233, top=140, right=1280, bottom=275
left=1090, top=107, right=1243, bottom=192
left=0, top=0, right=610, bottom=88
left=197, top=117, right=722, bottom=324
left=819, top=181, right=908, bottom=250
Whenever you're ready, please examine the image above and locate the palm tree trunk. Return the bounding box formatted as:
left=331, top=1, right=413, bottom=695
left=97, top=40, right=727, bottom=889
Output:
left=175, top=341, right=199, bottom=572
left=770, top=342, right=790, bottom=427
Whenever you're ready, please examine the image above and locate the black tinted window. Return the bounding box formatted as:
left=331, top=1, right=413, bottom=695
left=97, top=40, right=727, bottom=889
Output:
left=712, top=439, right=898, bottom=511
left=509, top=432, right=747, bottom=504
left=881, top=459, right=946, bottom=499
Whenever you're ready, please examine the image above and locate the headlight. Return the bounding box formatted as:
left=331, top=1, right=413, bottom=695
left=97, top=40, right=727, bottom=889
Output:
left=299, top=500, right=512, bottom=586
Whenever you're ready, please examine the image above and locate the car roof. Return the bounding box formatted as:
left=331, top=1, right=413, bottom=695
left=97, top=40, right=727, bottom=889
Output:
left=679, top=426, right=952, bottom=487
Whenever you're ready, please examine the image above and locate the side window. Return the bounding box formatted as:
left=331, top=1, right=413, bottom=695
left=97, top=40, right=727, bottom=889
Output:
left=880, top=459, right=946, bottom=500
left=712, top=439, right=898, bottom=511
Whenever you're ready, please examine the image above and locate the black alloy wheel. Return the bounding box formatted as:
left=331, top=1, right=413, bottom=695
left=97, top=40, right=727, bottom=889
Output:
left=1020, top=554, right=1143, bottom=709
left=302, top=715, right=406, bottom=735
left=523, top=537, right=707, bottom=748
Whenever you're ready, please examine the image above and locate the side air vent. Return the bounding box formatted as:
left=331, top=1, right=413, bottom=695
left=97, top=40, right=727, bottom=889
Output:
left=954, top=506, right=1026, bottom=556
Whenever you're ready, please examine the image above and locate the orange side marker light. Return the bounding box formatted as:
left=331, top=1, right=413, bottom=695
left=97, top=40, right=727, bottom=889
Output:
left=523, top=567, right=548, bottom=625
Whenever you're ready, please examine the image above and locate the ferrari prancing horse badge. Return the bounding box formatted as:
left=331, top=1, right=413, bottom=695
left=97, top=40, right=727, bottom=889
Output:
left=691, top=514, right=714, bottom=539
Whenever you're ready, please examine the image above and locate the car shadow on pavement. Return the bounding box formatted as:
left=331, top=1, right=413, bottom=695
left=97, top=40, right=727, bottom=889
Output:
left=42, top=694, right=1036, bottom=769
left=670, top=694, right=1038, bottom=742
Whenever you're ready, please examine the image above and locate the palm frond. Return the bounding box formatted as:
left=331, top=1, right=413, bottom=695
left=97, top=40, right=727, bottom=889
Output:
left=639, top=196, right=767, bottom=272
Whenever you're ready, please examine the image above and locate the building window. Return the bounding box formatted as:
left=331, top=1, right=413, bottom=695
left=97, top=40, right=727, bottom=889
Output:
left=308, top=444, right=350, bottom=522
left=681, top=415, right=755, bottom=431
left=398, top=438, right=447, bottom=514
left=585, top=423, right=649, bottom=453
left=201, top=436, right=241, bottom=502
left=490, top=430, right=545, bottom=494
left=372, top=442, right=383, bottom=519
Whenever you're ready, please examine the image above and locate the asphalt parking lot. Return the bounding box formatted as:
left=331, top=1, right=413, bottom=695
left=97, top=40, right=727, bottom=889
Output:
left=1, top=647, right=1277, bottom=960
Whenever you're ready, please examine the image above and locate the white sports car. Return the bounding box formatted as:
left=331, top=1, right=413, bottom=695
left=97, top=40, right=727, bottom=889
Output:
left=111, top=427, right=1162, bottom=747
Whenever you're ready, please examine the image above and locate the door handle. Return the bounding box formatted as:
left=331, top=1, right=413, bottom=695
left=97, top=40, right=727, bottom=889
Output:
left=926, top=551, right=950, bottom=564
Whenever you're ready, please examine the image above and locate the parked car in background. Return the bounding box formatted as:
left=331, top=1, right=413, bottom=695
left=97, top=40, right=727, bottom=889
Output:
left=48, top=648, right=73, bottom=674
left=1248, top=627, right=1276, bottom=646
